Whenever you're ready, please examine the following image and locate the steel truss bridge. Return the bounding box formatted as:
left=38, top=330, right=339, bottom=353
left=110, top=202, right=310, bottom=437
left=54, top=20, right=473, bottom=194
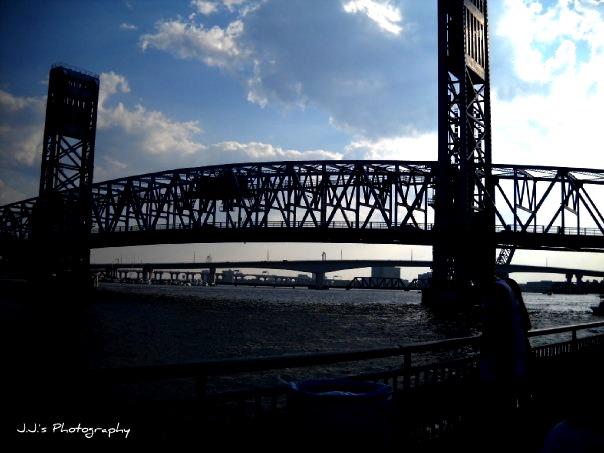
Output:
left=1, top=160, right=603, bottom=255
left=1, top=1, right=603, bottom=286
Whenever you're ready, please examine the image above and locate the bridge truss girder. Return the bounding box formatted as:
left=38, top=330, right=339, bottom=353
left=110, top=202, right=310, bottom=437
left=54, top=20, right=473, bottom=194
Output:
left=89, top=161, right=434, bottom=235
left=1, top=161, right=603, bottom=255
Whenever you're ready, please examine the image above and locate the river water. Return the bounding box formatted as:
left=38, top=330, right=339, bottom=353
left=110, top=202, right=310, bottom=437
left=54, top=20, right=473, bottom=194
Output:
left=90, top=284, right=602, bottom=366
left=81, top=283, right=603, bottom=395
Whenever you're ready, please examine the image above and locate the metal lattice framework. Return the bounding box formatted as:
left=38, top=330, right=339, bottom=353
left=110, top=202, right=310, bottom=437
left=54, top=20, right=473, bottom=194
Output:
left=433, top=0, right=495, bottom=289
left=31, top=64, right=100, bottom=278
left=1, top=161, right=603, bottom=252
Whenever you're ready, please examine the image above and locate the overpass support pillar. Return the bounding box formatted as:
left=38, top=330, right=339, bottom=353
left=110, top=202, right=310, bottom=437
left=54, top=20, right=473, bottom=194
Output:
left=106, top=266, right=117, bottom=280
left=142, top=265, right=153, bottom=282
left=576, top=274, right=583, bottom=284
left=208, top=267, right=216, bottom=285
left=312, top=272, right=326, bottom=289
left=566, top=273, right=573, bottom=284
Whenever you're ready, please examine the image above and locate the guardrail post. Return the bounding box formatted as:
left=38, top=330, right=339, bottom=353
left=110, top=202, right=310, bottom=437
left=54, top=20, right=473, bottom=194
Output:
left=403, top=351, right=411, bottom=390
left=571, top=329, right=578, bottom=353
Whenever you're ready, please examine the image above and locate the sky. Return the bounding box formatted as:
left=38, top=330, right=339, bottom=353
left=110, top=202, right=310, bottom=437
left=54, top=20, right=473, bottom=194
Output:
left=0, top=0, right=603, bottom=281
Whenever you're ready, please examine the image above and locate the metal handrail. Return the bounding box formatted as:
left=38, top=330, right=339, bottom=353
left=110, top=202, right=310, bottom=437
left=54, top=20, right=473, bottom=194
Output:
left=88, top=222, right=603, bottom=236
left=88, top=222, right=604, bottom=236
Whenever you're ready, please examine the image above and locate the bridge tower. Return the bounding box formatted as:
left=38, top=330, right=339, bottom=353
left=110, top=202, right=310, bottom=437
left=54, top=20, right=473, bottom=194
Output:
left=32, top=64, right=100, bottom=284
left=431, top=0, right=495, bottom=301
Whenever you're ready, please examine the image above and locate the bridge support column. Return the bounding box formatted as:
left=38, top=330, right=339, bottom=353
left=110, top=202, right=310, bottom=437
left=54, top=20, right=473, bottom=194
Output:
left=429, top=0, right=495, bottom=307
left=566, top=273, right=573, bottom=284
left=142, top=265, right=153, bottom=282
left=31, top=65, right=100, bottom=290
left=208, top=267, right=216, bottom=286
left=105, top=266, right=117, bottom=280
left=312, top=272, right=326, bottom=289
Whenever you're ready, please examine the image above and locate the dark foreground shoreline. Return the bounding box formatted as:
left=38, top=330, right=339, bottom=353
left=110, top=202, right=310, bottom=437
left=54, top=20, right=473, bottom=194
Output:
left=3, top=279, right=603, bottom=448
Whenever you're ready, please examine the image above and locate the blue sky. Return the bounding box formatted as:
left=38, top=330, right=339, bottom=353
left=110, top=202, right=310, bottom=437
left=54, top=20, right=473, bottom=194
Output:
left=1, top=0, right=603, bottom=280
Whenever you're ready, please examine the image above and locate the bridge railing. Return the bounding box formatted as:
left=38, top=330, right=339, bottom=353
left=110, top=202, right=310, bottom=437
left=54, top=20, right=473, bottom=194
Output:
left=88, top=221, right=603, bottom=236
left=92, top=320, right=604, bottom=418
left=90, top=220, right=436, bottom=233
left=495, top=225, right=603, bottom=236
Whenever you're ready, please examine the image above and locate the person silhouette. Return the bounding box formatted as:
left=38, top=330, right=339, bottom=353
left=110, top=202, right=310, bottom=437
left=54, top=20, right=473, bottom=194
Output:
left=479, top=275, right=532, bottom=391
left=474, top=275, right=534, bottom=450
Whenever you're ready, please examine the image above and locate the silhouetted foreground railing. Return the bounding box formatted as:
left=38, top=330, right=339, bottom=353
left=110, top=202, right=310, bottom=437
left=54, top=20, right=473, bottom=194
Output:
left=93, top=321, right=604, bottom=416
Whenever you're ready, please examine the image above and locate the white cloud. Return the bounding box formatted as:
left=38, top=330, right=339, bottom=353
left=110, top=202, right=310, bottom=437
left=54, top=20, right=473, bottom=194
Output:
left=0, top=90, right=42, bottom=112
left=0, top=90, right=45, bottom=166
left=343, top=0, right=403, bottom=35
left=204, top=141, right=342, bottom=164
left=492, top=0, right=604, bottom=168
left=120, top=22, right=138, bottom=30
left=223, top=0, right=248, bottom=12
left=98, top=71, right=130, bottom=108
left=138, top=1, right=435, bottom=138
left=344, top=132, right=437, bottom=160
left=191, top=0, right=218, bottom=15
left=98, top=72, right=205, bottom=156
left=0, top=68, right=347, bottom=200
left=94, top=156, right=129, bottom=183
left=496, top=0, right=604, bottom=83
left=140, top=19, right=246, bottom=69
left=191, top=0, right=259, bottom=16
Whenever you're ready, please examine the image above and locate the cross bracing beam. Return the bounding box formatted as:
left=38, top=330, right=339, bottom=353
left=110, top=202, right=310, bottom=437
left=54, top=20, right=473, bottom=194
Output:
left=1, top=161, right=603, bottom=253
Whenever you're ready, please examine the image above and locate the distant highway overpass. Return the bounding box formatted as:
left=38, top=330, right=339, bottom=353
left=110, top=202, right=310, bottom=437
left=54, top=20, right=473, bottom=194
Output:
left=91, top=260, right=604, bottom=279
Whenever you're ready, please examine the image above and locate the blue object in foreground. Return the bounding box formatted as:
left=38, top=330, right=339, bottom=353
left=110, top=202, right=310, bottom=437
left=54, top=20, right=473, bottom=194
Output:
left=286, top=378, right=393, bottom=447
left=288, top=378, right=392, bottom=401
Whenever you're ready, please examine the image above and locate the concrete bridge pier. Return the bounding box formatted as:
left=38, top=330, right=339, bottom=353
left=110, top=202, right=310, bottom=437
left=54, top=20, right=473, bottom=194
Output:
left=208, top=267, right=216, bottom=285
left=105, top=266, right=118, bottom=280
left=142, top=265, right=153, bottom=282
left=312, top=272, right=326, bottom=289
